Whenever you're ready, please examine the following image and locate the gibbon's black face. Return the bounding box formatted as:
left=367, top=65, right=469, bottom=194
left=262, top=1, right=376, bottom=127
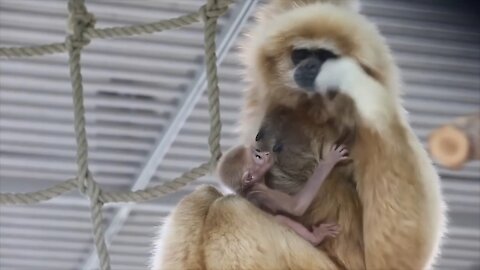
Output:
left=292, top=48, right=338, bottom=90
left=254, top=128, right=283, bottom=153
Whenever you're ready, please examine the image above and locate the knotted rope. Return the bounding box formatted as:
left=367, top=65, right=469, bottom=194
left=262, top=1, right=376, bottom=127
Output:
left=0, top=0, right=231, bottom=268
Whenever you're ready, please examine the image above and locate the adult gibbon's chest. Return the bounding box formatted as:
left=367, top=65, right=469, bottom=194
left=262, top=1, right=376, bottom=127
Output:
left=256, top=92, right=357, bottom=194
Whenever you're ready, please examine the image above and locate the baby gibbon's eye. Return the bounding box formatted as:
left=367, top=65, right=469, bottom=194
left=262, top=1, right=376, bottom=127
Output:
left=255, top=129, right=265, bottom=141
left=291, top=48, right=311, bottom=65
left=273, top=142, right=283, bottom=153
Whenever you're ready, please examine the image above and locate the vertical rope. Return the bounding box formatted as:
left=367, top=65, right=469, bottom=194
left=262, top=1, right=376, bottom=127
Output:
left=202, top=0, right=225, bottom=167
left=67, top=1, right=110, bottom=269
left=67, top=0, right=93, bottom=194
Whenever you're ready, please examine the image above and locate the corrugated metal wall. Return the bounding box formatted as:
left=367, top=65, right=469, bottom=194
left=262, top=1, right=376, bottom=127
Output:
left=0, top=0, right=479, bottom=269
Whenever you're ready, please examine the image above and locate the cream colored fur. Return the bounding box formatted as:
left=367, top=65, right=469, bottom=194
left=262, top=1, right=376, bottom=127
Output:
left=150, top=0, right=446, bottom=269
left=315, top=57, right=396, bottom=132
left=316, top=56, right=447, bottom=269
left=150, top=185, right=339, bottom=270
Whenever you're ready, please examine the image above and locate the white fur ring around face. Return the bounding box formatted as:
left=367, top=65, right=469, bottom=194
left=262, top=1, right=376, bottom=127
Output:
left=314, top=57, right=361, bottom=93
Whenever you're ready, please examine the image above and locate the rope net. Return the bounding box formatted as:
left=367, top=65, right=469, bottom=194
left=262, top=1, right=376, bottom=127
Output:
left=0, top=0, right=230, bottom=269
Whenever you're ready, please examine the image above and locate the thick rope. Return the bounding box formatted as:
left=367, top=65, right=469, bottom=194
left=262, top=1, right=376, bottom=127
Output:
left=203, top=0, right=224, bottom=167
left=0, top=42, right=68, bottom=58
left=100, top=163, right=210, bottom=203
left=0, top=0, right=230, bottom=268
left=83, top=13, right=200, bottom=40
left=66, top=0, right=93, bottom=194
left=0, top=164, right=209, bottom=205
left=66, top=1, right=111, bottom=269
left=0, top=1, right=232, bottom=59
left=0, top=179, right=78, bottom=205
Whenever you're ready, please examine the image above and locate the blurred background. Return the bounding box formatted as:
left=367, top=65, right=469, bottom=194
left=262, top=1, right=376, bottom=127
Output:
left=0, top=0, right=479, bottom=269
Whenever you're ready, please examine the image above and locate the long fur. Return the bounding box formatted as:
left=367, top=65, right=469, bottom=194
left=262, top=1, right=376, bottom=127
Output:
left=315, top=57, right=447, bottom=269
left=150, top=0, right=446, bottom=269
left=239, top=1, right=446, bottom=269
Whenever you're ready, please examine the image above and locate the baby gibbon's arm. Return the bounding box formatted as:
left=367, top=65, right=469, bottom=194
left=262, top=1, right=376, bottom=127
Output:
left=248, top=145, right=348, bottom=216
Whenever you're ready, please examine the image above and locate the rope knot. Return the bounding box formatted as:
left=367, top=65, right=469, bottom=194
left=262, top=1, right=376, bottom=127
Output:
left=201, top=0, right=230, bottom=21
left=78, top=171, right=104, bottom=204
left=78, top=170, right=91, bottom=194
left=66, top=0, right=96, bottom=49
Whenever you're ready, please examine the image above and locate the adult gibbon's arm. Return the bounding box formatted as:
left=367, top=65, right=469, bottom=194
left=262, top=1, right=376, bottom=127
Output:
left=316, top=57, right=446, bottom=270
left=150, top=185, right=340, bottom=270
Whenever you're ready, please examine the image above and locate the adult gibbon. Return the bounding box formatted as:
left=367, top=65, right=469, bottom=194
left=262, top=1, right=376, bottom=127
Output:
left=150, top=1, right=446, bottom=269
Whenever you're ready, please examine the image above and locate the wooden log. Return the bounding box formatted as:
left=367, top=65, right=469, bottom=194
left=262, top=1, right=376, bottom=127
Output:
left=428, top=112, right=480, bottom=170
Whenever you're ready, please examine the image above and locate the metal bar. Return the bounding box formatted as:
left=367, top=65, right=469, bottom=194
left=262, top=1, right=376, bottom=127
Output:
left=77, top=1, right=259, bottom=269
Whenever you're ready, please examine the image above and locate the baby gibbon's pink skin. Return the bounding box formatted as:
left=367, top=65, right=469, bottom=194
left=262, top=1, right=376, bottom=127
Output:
left=240, top=147, right=273, bottom=191
left=275, top=216, right=340, bottom=246
left=242, top=144, right=348, bottom=246
left=245, top=144, right=348, bottom=216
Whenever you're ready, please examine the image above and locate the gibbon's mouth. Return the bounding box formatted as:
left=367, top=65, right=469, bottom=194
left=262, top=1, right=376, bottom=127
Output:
left=294, top=78, right=316, bottom=92
left=293, top=68, right=318, bottom=91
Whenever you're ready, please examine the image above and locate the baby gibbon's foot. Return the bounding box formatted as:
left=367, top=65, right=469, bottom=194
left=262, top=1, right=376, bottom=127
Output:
left=313, top=223, right=340, bottom=245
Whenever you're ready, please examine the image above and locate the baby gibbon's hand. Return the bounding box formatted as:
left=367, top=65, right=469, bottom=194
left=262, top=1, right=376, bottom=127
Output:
left=325, top=144, right=349, bottom=164
left=314, top=57, right=362, bottom=93
left=241, top=171, right=258, bottom=189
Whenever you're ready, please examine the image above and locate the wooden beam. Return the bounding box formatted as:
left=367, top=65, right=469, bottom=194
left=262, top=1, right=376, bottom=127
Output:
left=428, top=112, right=480, bottom=170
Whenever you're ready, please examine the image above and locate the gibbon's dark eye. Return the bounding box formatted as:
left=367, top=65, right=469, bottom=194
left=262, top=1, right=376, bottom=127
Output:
left=273, top=142, right=283, bottom=153
left=255, top=129, right=264, bottom=141
left=314, top=49, right=338, bottom=62
left=291, top=48, right=312, bottom=66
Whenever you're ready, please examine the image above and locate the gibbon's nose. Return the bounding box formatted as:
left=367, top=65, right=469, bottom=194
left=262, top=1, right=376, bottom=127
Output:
left=294, top=57, right=322, bottom=90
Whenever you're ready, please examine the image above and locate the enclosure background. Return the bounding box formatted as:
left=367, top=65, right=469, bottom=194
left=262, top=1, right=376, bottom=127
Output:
left=0, top=0, right=479, bottom=269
